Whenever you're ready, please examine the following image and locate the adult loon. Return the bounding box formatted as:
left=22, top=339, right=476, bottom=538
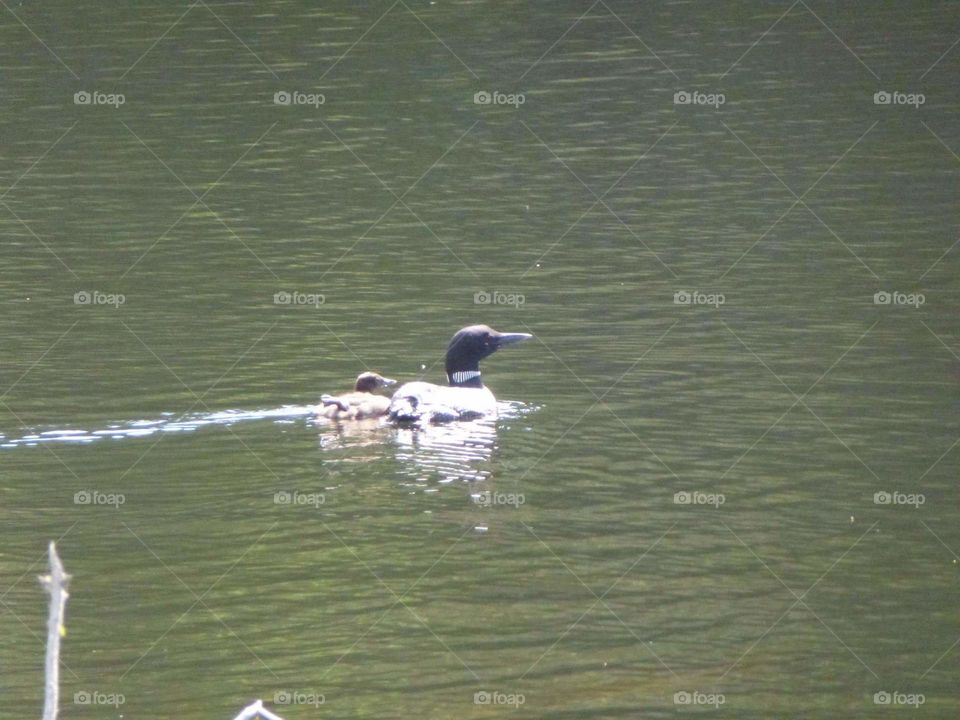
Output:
left=319, top=372, right=396, bottom=420
left=388, top=325, right=532, bottom=424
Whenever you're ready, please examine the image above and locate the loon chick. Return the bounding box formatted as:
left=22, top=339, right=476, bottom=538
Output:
left=319, top=372, right=397, bottom=420
left=388, top=325, right=532, bottom=424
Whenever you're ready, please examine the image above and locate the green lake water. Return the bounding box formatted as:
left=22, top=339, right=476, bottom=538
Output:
left=1, top=1, right=958, bottom=718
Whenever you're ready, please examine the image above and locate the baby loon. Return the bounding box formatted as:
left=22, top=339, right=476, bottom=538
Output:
left=388, top=325, right=532, bottom=424
left=319, top=371, right=396, bottom=420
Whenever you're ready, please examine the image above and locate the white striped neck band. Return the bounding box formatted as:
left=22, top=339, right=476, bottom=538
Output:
left=450, top=370, right=481, bottom=385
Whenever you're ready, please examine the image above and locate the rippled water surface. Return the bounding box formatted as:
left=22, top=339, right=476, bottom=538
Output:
left=1, top=2, right=959, bottom=718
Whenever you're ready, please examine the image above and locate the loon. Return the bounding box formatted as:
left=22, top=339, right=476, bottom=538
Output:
left=319, top=372, right=396, bottom=420
left=388, top=325, right=532, bottom=424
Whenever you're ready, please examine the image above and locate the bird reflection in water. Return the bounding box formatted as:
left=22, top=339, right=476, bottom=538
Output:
left=314, top=417, right=394, bottom=454
left=392, top=417, right=500, bottom=484
left=392, top=400, right=532, bottom=486
left=314, top=400, right=532, bottom=485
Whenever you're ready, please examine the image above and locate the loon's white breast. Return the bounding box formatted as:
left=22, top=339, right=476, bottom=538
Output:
left=388, top=382, right=496, bottom=424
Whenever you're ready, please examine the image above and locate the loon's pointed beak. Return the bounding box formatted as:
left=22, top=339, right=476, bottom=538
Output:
left=494, top=332, right=533, bottom=348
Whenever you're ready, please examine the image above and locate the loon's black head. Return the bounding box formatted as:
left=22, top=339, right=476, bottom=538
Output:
left=354, top=372, right=396, bottom=393
left=445, top=325, right=532, bottom=387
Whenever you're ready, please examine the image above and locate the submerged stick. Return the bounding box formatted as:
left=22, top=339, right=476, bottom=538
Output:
left=231, top=699, right=286, bottom=720
left=40, top=541, right=69, bottom=720
left=37, top=544, right=285, bottom=720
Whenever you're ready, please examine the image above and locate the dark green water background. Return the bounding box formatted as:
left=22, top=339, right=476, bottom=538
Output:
left=1, top=2, right=958, bottom=718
